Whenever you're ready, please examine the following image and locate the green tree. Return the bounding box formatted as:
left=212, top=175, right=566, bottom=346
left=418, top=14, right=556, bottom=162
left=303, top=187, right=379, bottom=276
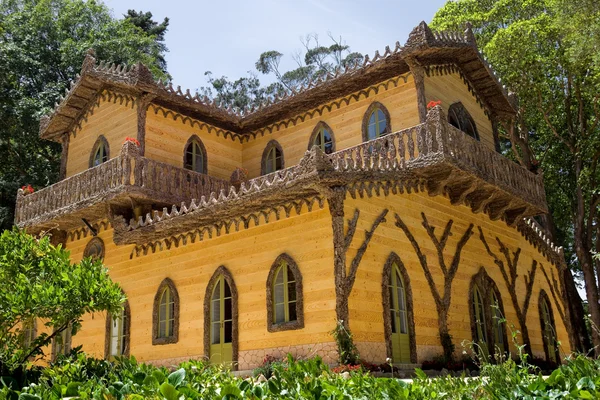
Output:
left=432, top=0, right=599, bottom=353
left=0, top=0, right=170, bottom=231
left=0, top=228, right=124, bottom=375
left=124, top=9, right=170, bottom=74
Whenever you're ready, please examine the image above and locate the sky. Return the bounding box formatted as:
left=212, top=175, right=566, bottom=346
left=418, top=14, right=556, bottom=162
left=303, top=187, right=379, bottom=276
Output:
left=103, top=0, right=449, bottom=92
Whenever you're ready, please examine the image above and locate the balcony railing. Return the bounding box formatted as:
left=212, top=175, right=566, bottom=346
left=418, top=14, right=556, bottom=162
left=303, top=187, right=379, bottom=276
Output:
left=15, top=141, right=229, bottom=229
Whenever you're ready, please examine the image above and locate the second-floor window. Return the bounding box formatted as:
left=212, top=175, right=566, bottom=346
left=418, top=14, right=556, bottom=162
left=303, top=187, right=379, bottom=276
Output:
left=90, top=136, right=109, bottom=168
left=153, top=278, right=179, bottom=345
left=309, top=122, right=335, bottom=154
left=363, top=102, right=391, bottom=141
left=448, top=102, right=479, bottom=140
left=184, top=136, right=207, bottom=174
left=262, top=140, right=284, bottom=175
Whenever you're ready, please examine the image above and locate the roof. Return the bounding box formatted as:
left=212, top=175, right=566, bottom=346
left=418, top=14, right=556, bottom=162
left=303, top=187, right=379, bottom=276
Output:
left=40, top=22, right=517, bottom=143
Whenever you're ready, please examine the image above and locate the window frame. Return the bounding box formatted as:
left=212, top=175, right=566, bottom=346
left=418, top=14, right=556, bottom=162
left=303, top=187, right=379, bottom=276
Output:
left=260, top=140, right=284, bottom=175
left=448, top=102, right=480, bottom=141
left=84, top=237, right=105, bottom=261
left=538, top=290, right=559, bottom=364
left=266, top=253, right=304, bottom=332
left=361, top=101, right=391, bottom=142
left=105, top=299, right=131, bottom=359
left=308, top=121, right=336, bottom=154
left=89, top=135, right=110, bottom=168
left=183, top=135, right=208, bottom=174
left=22, top=318, right=37, bottom=348
left=381, top=252, right=417, bottom=364
left=152, top=278, right=180, bottom=345
left=51, top=324, right=72, bottom=361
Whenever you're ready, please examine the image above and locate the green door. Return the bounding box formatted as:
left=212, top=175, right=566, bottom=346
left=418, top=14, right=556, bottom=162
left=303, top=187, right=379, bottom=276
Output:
left=210, top=276, right=233, bottom=365
left=472, top=286, right=489, bottom=358
left=389, top=264, right=410, bottom=363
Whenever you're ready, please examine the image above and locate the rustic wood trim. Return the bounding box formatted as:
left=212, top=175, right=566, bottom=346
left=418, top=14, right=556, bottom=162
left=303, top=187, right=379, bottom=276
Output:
left=468, top=267, right=509, bottom=360
left=104, top=298, right=131, bottom=359
left=260, top=139, right=284, bottom=176
left=59, top=134, right=70, bottom=180
left=266, top=253, right=304, bottom=332
left=152, top=277, right=180, bottom=345
left=381, top=252, right=417, bottom=364
left=182, top=134, right=208, bottom=173
left=137, top=94, right=155, bottom=156
left=361, top=101, right=392, bottom=142
left=83, top=237, right=105, bottom=261
left=406, top=57, right=427, bottom=122
left=203, top=265, right=238, bottom=369
left=538, top=289, right=560, bottom=364
left=307, top=121, right=336, bottom=153
left=88, top=135, right=110, bottom=168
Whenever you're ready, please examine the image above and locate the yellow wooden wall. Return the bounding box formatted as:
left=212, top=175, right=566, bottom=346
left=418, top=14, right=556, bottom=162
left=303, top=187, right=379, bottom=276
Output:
left=145, top=109, right=243, bottom=181
left=66, top=96, right=137, bottom=178
left=241, top=74, right=420, bottom=178
left=424, top=72, right=496, bottom=151
left=346, top=191, right=571, bottom=361
left=65, top=205, right=335, bottom=364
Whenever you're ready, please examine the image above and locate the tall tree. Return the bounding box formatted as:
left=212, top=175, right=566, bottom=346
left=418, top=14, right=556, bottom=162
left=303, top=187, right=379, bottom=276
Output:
left=0, top=0, right=170, bottom=231
left=432, top=0, right=599, bottom=354
left=124, top=9, right=169, bottom=75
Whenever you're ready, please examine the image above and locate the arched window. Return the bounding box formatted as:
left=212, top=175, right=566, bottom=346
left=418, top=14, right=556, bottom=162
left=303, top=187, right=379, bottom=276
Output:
left=266, top=254, right=304, bottom=332
left=382, top=253, right=416, bottom=364
left=448, top=102, right=479, bottom=140
left=152, top=278, right=179, bottom=345
left=261, top=140, right=284, bottom=175
left=105, top=299, right=131, bottom=359
left=204, top=266, right=238, bottom=367
left=539, top=291, right=559, bottom=364
left=89, top=135, right=110, bottom=168
left=84, top=237, right=105, bottom=261
left=362, top=102, right=391, bottom=142
left=469, top=268, right=508, bottom=360
left=23, top=318, right=36, bottom=348
left=183, top=135, right=207, bottom=174
left=52, top=324, right=71, bottom=361
left=309, top=122, right=335, bottom=154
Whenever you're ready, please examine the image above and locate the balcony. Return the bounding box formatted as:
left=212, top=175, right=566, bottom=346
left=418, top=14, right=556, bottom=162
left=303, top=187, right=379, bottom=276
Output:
left=15, top=141, right=230, bottom=233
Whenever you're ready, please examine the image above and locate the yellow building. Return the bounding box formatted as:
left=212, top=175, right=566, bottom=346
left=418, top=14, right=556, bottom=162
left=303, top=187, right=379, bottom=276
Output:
left=16, top=22, right=574, bottom=370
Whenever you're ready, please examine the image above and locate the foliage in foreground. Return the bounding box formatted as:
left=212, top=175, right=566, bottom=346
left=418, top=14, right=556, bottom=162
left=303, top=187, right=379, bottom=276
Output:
left=1, top=353, right=599, bottom=399
left=0, top=229, right=124, bottom=375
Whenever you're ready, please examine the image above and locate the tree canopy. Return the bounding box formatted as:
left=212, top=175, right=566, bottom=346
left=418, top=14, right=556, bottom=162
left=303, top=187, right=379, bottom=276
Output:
left=432, top=0, right=600, bottom=353
left=0, top=229, right=123, bottom=374
left=0, top=0, right=170, bottom=230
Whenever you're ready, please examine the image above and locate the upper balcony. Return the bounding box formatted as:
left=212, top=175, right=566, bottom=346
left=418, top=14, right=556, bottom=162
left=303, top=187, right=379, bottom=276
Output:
left=15, top=141, right=230, bottom=233
left=16, top=107, right=547, bottom=237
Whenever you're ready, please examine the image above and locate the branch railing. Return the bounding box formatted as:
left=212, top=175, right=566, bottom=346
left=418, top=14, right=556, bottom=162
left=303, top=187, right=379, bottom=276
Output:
left=15, top=142, right=229, bottom=226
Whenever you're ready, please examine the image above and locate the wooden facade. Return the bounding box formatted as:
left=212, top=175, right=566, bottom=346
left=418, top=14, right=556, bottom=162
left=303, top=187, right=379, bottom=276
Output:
left=17, top=22, right=573, bottom=370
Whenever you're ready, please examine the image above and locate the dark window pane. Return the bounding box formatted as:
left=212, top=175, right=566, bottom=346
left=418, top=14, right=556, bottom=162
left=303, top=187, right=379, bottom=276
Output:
left=390, top=311, right=396, bottom=333
left=224, top=298, right=232, bottom=320
left=224, top=321, right=232, bottom=343
left=288, top=302, right=297, bottom=322
left=287, top=282, right=296, bottom=301
left=224, top=281, right=231, bottom=298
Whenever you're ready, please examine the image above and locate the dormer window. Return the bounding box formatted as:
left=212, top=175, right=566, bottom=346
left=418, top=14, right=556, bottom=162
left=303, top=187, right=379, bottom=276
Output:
left=90, top=136, right=109, bottom=168
left=448, top=102, right=479, bottom=140
left=184, top=135, right=207, bottom=174
left=261, top=140, right=284, bottom=175
left=362, top=102, right=391, bottom=141
left=309, top=122, right=335, bottom=154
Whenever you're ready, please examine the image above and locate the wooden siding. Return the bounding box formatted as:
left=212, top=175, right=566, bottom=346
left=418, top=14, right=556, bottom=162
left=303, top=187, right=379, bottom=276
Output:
left=424, top=72, right=496, bottom=151
left=66, top=98, right=136, bottom=177
left=145, top=111, right=242, bottom=181
left=66, top=205, right=335, bottom=364
left=346, top=192, right=571, bottom=362
left=242, top=74, right=420, bottom=178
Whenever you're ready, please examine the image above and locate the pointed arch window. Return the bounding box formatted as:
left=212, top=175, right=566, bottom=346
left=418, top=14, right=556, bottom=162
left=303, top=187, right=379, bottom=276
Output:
left=184, top=135, right=208, bottom=174
left=448, top=102, right=479, bottom=140
left=469, top=269, right=508, bottom=359
left=309, top=122, right=335, bottom=154
left=23, top=318, right=37, bottom=348
left=105, top=299, right=131, bottom=359
left=382, top=253, right=416, bottom=364
left=152, top=278, right=179, bottom=345
left=89, top=136, right=110, bottom=168
left=52, top=324, right=72, bottom=361
left=539, top=291, right=559, bottom=364
left=266, top=254, right=304, bottom=332
left=84, top=237, right=105, bottom=262
left=362, top=102, right=391, bottom=142
left=261, top=140, right=284, bottom=175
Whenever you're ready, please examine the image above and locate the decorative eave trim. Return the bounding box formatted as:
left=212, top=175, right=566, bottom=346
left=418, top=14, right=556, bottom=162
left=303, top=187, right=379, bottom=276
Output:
left=516, top=219, right=565, bottom=268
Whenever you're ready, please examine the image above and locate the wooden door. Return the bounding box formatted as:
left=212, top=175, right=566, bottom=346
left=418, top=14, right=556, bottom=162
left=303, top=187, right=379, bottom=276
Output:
left=210, top=276, right=233, bottom=364
left=389, top=264, right=410, bottom=363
